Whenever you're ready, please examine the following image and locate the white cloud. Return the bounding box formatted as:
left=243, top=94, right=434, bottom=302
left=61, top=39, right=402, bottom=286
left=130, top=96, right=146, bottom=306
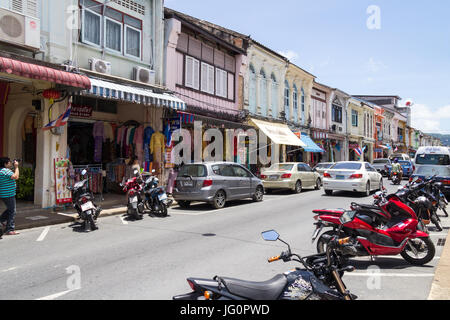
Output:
left=410, top=103, right=450, bottom=133
left=367, top=57, right=387, bottom=73
left=278, top=50, right=299, bottom=62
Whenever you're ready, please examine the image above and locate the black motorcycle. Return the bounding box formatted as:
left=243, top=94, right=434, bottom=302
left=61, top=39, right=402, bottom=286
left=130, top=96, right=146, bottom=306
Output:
left=397, top=176, right=443, bottom=232
left=143, top=171, right=173, bottom=217
left=68, top=169, right=101, bottom=232
left=173, top=212, right=357, bottom=301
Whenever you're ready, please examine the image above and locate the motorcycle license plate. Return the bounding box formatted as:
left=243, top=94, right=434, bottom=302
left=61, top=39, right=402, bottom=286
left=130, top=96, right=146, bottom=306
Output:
left=131, top=196, right=138, bottom=203
left=81, top=201, right=95, bottom=212
left=158, top=193, right=168, bottom=201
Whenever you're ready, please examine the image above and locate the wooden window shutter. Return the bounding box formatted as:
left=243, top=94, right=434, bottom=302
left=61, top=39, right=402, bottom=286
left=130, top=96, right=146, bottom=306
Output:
left=202, top=44, right=214, bottom=64
left=214, top=49, right=225, bottom=69
left=228, top=73, right=234, bottom=100
left=208, top=65, right=215, bottom=94
left=185, top=56, right=194, bottom=88
left=225, top=55, right=235, bottom=73
left=193, top=58, right=200, bottom=90
left=177, top=33, right=189, bottom=53
left=201, top=63, right=209, bottom=93
left=188, top=37, right=202, bottom=59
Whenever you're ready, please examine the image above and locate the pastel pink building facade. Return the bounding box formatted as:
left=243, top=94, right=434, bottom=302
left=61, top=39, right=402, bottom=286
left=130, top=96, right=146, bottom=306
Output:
left=164, top=9, right=246, bottom=120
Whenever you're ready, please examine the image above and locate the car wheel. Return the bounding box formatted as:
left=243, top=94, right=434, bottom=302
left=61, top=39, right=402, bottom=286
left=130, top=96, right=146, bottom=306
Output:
left=212, top=190, right=226, bottom=209
left=378, top=179, right=383, bottom=191
left=364, top=182, right=371, bottom=197
left=253, top=186, right=264, bottom=202
left=178, top=201, right=191, bottom=209
left=294, top=180, right=302, bottom=194
left=315, top=179, right=321, bottom=190
left=325, top=190, right=333, bottom=196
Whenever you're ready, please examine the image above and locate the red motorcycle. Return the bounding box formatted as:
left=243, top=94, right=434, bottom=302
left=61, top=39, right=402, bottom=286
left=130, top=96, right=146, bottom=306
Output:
left=312, top=187, right=435, bottom=265
left=121, top=170, right=145, bottom=220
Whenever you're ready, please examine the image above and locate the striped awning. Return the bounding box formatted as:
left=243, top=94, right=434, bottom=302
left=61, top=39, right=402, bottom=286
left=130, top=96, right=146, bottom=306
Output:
left=80, top=78, right=186, bottom=111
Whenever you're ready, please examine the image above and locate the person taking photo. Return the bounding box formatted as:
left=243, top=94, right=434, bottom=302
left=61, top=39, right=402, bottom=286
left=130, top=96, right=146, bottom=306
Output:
left=0, top=157, right=20, bottom=236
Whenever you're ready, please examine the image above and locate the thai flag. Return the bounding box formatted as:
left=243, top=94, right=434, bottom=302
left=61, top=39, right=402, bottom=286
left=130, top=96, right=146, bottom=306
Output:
left=43, top=104, right=72, bottom=131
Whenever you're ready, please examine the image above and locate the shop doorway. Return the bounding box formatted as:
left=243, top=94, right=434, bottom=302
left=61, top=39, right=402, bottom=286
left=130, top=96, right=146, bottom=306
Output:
left=68, top=121, right=95, bottom=165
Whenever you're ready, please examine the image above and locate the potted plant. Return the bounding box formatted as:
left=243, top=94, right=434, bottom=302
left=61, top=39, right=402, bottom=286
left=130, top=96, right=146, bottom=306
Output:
left=16, top=167, right=34, bottom=201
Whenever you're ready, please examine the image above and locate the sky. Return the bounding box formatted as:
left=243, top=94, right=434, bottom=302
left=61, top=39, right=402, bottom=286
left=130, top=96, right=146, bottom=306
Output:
left=164, top=0, right=450, bottom=134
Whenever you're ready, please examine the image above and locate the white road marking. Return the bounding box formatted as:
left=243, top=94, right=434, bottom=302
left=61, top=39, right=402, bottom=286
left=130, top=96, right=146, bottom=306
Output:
left=120, top=216, right=129, bottom=225
left=36, top=290, right=74, bottom=300
left=1, top=267, right=18, bottom=273
left=346, top=273, right=435, bottom=277
left=36, top=227, right=50, bottom=242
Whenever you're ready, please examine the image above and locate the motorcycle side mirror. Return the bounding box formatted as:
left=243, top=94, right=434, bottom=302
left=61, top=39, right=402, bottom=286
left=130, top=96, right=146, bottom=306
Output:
left=262, top=230, right=279, bottom=242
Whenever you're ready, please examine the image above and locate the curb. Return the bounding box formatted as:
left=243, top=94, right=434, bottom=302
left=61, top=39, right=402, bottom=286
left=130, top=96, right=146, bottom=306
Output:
left=428, top=228, right=450, bottom=300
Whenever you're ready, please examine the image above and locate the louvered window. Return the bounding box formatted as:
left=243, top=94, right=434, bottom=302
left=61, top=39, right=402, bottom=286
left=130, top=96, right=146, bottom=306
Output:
left=201, top=62, right=215, bottom=95
left=215, top=68, right=228, bottom=98
left=185, top=55, right=200, bottom=90
left=6, top=0, right=38, bottom=18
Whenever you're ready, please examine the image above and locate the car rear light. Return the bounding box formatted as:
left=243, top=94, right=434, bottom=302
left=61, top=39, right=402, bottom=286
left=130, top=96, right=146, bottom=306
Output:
left=81, top=197, right=88, bottom=204
left=323, top=173, right=331, bottom=178
left=203, top=179, right=213, bottom=187
left=442, top=180, right=450, bottom=185
left=281, top=174, right=292, bottom=179
left=260, top=175, right=267, bottom=179
left=350, top=174, right=363, bottom=179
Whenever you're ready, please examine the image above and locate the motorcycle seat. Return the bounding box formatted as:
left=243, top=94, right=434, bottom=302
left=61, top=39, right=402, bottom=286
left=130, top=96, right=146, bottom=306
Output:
left=352, top=203, right=390, bottom=223
left=218, top=274, right=287, bottom=300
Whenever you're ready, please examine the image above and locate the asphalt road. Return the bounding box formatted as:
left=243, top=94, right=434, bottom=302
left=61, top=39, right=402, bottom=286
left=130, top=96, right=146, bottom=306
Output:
left=0, top=179, right=448, bottom=300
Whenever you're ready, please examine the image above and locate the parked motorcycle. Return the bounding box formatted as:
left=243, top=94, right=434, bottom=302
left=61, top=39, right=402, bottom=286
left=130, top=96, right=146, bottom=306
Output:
left=143, top=170, right=173, bottom=217
left=312, top=183, right=435, bottom=265
left=398, top=177, right=443, bottom=232
left=122, top=169, right=145, bottom=220
left=174, top=214, right=358, bottom=301
left=67, top=169, right=101, bottom=232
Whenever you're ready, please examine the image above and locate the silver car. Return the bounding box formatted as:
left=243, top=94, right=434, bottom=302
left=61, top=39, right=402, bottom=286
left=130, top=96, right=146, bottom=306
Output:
left=173, top=162, right=264, bottom=209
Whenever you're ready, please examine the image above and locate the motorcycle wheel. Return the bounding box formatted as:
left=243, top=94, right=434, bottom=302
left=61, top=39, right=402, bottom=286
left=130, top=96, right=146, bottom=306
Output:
left=159, top=203, right=168, bottom=217
left=316, top=230, right=347, bottom=254
left=401, top=238, right=435, bottom=266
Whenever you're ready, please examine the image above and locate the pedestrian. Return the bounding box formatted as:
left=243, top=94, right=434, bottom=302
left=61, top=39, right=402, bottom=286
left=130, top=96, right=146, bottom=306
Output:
left=0, top=157, right=20, bottom=236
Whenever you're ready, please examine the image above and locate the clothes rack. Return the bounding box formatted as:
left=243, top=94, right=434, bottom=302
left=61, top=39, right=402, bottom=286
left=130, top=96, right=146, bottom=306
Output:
left=71, top=164, right=104, bottom=202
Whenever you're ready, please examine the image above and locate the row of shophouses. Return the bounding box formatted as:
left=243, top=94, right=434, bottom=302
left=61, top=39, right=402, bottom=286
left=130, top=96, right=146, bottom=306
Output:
left=0, top=0, right=442, bottom=208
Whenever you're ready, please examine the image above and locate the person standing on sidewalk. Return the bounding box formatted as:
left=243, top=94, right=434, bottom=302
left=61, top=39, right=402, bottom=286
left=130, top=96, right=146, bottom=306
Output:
left=0, top=157, right=20, bottom=236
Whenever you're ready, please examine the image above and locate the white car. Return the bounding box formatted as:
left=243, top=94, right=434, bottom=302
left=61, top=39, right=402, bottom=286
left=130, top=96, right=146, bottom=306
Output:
left=323, top=161, right=383, bottom=196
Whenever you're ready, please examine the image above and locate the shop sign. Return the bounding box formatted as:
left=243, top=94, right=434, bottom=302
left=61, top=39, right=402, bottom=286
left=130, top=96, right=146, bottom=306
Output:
left=349, top=143, right=359, bottom=149
left=71, top=105, right=93, bottom=118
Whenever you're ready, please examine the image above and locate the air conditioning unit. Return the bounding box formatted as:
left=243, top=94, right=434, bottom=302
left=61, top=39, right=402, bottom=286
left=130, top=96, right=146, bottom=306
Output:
left=133, top=67, right=155, bottom=85
left=90, top=58, right=112, bottom=75
left=0, top=7, right=40, bottom=50
left=338, top=126, right=343, bottom=132
left=331, top=124, right=337, bottom=132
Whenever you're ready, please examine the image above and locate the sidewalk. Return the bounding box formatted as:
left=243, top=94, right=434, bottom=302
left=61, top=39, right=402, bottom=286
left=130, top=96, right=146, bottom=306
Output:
left=428, top=229, right=450, bottom=300
left=1, top=193, right=179, bottom=231
left=1, top=194, right=128, bottom=231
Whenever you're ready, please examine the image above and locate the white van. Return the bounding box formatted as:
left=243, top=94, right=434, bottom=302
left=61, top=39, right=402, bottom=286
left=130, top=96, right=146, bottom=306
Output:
left=414, top=146, right=450, bottom=167
left=389, top=153, right=411, bottom=161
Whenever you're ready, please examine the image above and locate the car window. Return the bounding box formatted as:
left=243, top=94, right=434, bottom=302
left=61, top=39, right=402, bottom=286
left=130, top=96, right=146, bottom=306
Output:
left=365, top=163, right=373, bottom=172
left=221, top=165, right=236, bottom=177
left=416, top=166, right=450, bottom=177
left=233, top=166, right=251, bottom=178
left=179, top=165, right=207, bottom=177
left=268, top=164, right=294, bottom=171
left=303, top=164, right=313, bottom=172
left=373, top=159, right=389, bottom=164
left=416, top=154, right=450, bottom=165
left=331, top=163, right=362, bottom=170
